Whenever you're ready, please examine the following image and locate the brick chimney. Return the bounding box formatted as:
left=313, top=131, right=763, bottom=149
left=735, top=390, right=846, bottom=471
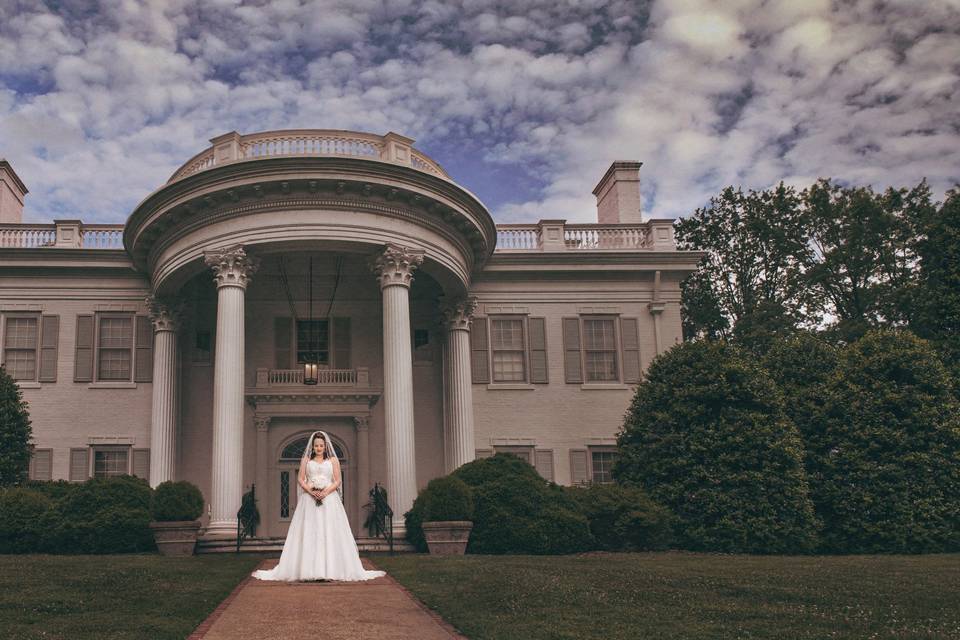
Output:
left=592, top=161, right=642, bottom=224
left=0, top=160, right=27, bottom=223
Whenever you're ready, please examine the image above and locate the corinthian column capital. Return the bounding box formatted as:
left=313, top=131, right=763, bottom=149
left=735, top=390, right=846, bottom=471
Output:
left=369, top=243, right=424, bottom=289
left=145, top=295, right=186, bottom=333
left=204, top=245, right=260, bottom=289
left=439, top=295, right=478, bottom=332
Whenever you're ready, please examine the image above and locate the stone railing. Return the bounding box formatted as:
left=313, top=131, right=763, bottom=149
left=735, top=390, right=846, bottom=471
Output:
left=254, top=367, right=370, bottom=388
left=493, top=219, right=676, bottom=252
left=0, top=221, right=124, bottom=249
left=168, top=129, right=450, bottom=183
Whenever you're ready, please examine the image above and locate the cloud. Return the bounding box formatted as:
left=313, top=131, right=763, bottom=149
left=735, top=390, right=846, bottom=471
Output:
left=0, top=0, right=957, bottom=225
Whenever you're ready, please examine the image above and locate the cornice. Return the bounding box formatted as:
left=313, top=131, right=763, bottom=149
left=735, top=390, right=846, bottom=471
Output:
left=480, top=250, right=707, bottom=273
left=0, top=248, right=138, bottom=271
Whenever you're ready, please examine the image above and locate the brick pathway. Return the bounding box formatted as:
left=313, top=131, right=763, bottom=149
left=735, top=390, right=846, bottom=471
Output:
left=188, top=558, right=468, bottom=640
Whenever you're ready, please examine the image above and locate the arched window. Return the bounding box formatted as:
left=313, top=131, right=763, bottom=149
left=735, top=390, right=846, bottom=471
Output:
left=280, top=436, right=347, bottom=462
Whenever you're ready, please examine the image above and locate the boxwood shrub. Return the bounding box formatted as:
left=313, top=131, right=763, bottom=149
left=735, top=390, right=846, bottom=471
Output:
left=421, top=476, right=474, bottom=522
left=565, top=483, right=674, bottom=551
left=152, top=481, right=204, bottom=522
left=0, top=488, right=52, bottom=553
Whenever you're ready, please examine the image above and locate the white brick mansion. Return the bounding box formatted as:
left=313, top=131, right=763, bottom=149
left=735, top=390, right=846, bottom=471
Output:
left=0, top=130, right=700, bottom=542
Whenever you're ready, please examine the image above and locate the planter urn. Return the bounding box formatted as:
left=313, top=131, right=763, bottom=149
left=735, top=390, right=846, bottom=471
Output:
left=422, top=520, right=473, bottom=555
left=150, top=520, right=202, bottom=556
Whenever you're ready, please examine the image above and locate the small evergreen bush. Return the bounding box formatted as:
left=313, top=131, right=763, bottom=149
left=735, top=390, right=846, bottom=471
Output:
left=565, top=484, right=674, bottom=551
left=0, top=365, right=32, bottom=486
left=421, top=476, right=474, bottom=522
left=0, top=488, right=52, bottom=553
left=152, top=481, right=204, bottom=521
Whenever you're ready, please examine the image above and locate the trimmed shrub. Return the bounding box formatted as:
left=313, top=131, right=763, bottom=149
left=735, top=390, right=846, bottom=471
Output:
left=0, top=488, right=52, bottom=553
left=406, top=454, right=594, bottom=555
left=42, top=475, right=155, bottom=554
left=565, top=484, right=674, bottom=551
left=615, top=340, right=820, bottom=554
left=421, top=476, right=474, bottom=522
left=152, top=481, right=204, bottom=521
left=22, top=479, right=77, bottom=503
left=813, top=330, right=960, bottom=553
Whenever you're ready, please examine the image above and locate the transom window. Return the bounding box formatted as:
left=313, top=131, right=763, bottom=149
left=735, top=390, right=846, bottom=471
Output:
left=4, top=316, right=38, bottom=380
left=93, top=447, right=129, bottom=478
left=296, top=319, right=329, bottom=365
left=491, top=317, right=526, bottom=382
left=583, top=317, right=618, bottom=382
left=280, top=435, right=346, bottom=462
left=98, top=315, right=133, bottom=380
left=590, top=449, right=618, bottom=484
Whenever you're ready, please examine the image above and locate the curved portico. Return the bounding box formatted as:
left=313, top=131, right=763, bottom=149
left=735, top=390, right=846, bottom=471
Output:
left=127, top=130, right=493, bottom=537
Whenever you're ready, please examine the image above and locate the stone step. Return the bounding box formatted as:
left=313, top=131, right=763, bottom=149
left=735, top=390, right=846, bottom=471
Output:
left=196, top=536, right=416, bottom=554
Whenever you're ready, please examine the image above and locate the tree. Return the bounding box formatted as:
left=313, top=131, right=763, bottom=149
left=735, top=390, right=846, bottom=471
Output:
left=676, top=183, right=816, bottom=351
left=614, top=341, right=819, bottom=553
left=813, top=330, right=960, bottom=553
left=0, top=365, right=32, bottom=486
left=803, top=180, right=928, bottom=342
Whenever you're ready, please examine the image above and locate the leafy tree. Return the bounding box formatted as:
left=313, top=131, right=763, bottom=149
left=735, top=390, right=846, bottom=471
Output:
left=614, top=341, right=819, bottom=553
left=0, top=365, right=32, bottom=486
left=813, top=330, right=960, bottom=553
left=804, top=180, right=928, bottom=342
left=676, top=183, right=816, bottom=350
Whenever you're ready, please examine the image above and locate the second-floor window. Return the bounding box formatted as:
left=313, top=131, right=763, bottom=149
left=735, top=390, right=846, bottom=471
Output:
left=97, top=315, right=134, bottom=380
left=582, top=317, right=618, bottom=382
left=296, top=319, right=329, bottom=365
left=491, top=317, right=526, bottom=382
left=3, top=315, right=38, bottom=380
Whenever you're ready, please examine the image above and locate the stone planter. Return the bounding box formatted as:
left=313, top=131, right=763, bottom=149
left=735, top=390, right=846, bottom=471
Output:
left=422, top=520, right=473, bottom=555
left=150, top=520, right=201, bottom=556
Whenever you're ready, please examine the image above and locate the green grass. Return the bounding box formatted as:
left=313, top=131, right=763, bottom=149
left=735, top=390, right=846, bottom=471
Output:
left=0, top=554, right=265, bottom=640
left=374, top=552, right=960, bottom=640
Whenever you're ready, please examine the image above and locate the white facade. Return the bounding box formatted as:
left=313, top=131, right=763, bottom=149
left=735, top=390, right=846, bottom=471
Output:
left=0, top=132, right=701, bottom=543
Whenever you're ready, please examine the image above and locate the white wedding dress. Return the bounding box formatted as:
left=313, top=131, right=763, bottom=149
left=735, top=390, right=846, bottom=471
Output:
left=251, top=458, right=385, bottom=582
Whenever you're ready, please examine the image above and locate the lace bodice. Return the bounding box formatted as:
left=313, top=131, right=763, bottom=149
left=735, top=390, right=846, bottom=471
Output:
left=306, top=458, right=333, bottom=486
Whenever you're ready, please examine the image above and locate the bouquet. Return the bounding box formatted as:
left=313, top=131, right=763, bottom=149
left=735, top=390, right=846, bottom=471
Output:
left=310, top=478, right=328, bottom=507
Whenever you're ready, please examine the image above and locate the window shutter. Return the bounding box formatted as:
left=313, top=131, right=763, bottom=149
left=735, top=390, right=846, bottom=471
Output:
left=562, top=318, right=583, bottom=383
left=275, top=317, right=291, bottom=369
left=134, top=315, right=153, bottom=382
left=620, top=317, right=641, bottom=383
left=70, top=448, right=89, bottom=481
left=470, top=317, right=490, bottom=384
left=132, top=449, right=150, bottom=479
left=333, top=317, right=351, bottom=369
left=39, top=315, right=59, bottom=382
left=528, top=317, right=548, bottom=384
left=570, top=449, right=588, bottom=485
left=534, top=449, right=554, bottom=481
left=73, top=315, right=95, bottom=382
left=475, top=449, right=494, bottom=459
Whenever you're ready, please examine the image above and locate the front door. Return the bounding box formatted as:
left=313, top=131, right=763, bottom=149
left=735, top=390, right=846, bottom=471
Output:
left=274, top=435, right=351, bottom=537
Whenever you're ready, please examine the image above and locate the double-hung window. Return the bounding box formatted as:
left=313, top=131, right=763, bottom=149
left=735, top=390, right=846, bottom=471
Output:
left=490, top=317, right=526, bottom=382
left=97, top=314, right=134, bottom=380
left=3, top=315, right=39, bottom=380
left=73, top=313, right=151, bottom=383
left=562, top=315, right=641, bottom=385
left=582, top=317, right=618, bottom=382
left=470, top=315, right=548, bottom=384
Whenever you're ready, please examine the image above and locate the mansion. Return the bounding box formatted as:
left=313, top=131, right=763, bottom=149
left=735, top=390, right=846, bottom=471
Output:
left=0, top=130, right=700, bottom=545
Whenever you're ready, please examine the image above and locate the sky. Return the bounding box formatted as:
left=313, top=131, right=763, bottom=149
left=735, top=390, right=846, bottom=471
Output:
left=0, top=0, right=958, bottom=225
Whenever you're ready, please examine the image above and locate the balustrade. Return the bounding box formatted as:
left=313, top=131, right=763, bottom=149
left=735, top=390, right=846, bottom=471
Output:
left=255, top=367, right=365, bottom=388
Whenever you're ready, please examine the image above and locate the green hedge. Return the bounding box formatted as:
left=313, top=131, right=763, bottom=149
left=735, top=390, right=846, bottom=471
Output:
left=152, top=481, right=204, bottom=522
left=564, top=484, right=674, bottom=551
left=406, top=454, right=594, bottom=554
left=615, top=340, right=820, bottom=554
left=421, top=476, right=474, bottom=522
left=0, top=488, right=52, bottom=553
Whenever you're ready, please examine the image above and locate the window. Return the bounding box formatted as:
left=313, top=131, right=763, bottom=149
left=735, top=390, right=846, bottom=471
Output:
left=3, top=315, right=38, bottom=380
left=491, top=317, right=526, bottom=382
left=494, top=445, right=533, bottom=464
left=29, top=448, right=53, bottom=481
left=97, top=315, right=133, bottom=380
left=193, top=330, right=212, bottom=363
left=582, top=317, right=618, bottom=382
left=93, top=446, right=129, bottom=478
left=590, top=449, right=618, bottom=484
left=296, top=319, right=329, bottom=365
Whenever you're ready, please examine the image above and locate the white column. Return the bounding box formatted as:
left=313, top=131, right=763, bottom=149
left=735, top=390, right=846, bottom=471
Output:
left=369, top=243, right=423, bottom=533
left=354, top=415, right=370, bottom=535
left=204, top=246, right=259, bottom=538
left=440, top=296, right=478, bottom=473
left=146, top=296, right=184, bottom=488
left=254, top=414, right=270, bottom=538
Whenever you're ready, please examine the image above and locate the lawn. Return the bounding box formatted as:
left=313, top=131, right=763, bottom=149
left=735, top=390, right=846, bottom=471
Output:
left=374, top=551, right=960, bottom=640
left=0, top=554, right=265, bottom=640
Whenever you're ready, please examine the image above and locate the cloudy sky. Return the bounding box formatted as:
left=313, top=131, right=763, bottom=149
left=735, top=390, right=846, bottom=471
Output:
left=1, top=0, right=958, bottom=225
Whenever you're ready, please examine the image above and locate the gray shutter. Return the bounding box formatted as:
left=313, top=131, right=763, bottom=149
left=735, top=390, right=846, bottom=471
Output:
left=570, top=449, right=588, bottom=485
left=73, top=315, right=95, bottom=382
left=475, top=448, right=494, bottom=459
left=275, top=317, right=291, bottom=369
left=528, top=317, right=548, bottom=384
left=333, top=317, right=351, bottom=369
left=132, top=449, right=150, bottom=479
left=470, top=317, right=489, bottom=384
left=70, top=448, right=89, bottom=481
left=534, top=449, right=554, bottom=481
left=562, top=318, right=583, bottom=383
left=620, top=317, right=641, bottom=383
left=134, top=315, right=153, bottom=382
left=39, top=315, right=59, bottom=382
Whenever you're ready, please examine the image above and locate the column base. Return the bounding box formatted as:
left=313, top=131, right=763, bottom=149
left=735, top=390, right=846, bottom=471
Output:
left=202, top=520, right=239, bottom=540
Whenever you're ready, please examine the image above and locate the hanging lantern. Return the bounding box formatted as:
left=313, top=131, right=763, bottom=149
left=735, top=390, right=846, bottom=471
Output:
left=303, top=255, right=319, bottom=385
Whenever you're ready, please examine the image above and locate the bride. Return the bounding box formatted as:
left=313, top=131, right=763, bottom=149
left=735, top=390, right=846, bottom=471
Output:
left=252, top=430, right=385, bottom=582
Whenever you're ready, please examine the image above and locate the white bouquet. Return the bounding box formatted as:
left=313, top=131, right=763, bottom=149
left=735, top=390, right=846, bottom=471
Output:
left=310, top=478, right=328, bottom=506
